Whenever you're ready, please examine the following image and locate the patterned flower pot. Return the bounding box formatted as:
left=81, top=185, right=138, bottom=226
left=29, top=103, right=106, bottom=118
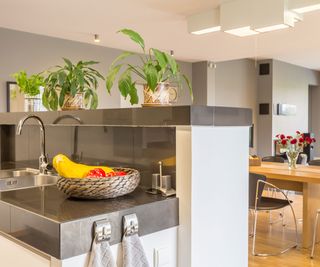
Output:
left=143, top=83, right=177, bottom=106
left=61, top=93, right=84, bottom=110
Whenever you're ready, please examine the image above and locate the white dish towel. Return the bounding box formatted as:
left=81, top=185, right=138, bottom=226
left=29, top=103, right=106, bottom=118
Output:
left=122, top=234, right=150, bottom=267
left=88, top=235, right=116, bottom=267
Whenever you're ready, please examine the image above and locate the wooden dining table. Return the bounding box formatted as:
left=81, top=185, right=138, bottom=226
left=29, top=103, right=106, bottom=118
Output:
left=250, top=162, right=320, bottom=248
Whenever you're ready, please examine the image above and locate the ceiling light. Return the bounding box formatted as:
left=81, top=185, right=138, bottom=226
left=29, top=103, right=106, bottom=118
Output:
left=253, top=0, right=296, bottom=33
left=221, top=0, right=258, bottom=37
left=187, top=9, right=221, bottom=35
left=94, top=34, right=100, bottom=43
left=191, top=26, right=221, bottom=35
left=255, top=24, right=289, bottom=33
left=290, top=0, right=320, bottom=13
left=224, top=26, right=259, bottom=37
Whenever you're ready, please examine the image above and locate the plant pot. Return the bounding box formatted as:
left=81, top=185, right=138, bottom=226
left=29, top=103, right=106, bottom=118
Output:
left=24, top=96, right=41, bottom=112
left=61, top=93, right=84, bottom=111
left=143, top=83, right=177, bottom=106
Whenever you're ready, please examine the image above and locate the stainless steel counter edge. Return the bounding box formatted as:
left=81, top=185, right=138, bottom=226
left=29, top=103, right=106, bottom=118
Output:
left=0, top=195, right=179, bottom=260
left=0, top=106, right=252, bottom=127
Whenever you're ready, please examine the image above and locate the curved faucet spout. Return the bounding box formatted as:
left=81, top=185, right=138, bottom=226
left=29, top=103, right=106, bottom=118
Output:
left=16, top=115, right=48, bottom=174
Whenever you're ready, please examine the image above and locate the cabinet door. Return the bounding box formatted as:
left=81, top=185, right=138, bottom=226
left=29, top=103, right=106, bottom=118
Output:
left=0, top=234, right=50, bottom=267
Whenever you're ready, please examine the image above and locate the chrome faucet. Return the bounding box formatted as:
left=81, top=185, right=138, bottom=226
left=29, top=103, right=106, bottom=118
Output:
left=53, top=114, right=83, bottom=162
left=16, top=115, right=48, bottom=174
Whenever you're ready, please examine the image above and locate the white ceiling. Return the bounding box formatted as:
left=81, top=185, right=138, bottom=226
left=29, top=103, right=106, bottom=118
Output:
left=1, top=0, right=320, bottom=70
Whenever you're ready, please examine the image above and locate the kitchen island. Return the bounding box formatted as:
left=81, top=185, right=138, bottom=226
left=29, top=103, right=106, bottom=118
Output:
left=0, top=106, right=251, bottom=267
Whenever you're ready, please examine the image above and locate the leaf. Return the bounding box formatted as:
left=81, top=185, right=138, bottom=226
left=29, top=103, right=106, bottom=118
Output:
left=110, top=51, right=134, bottom=68
left=118, top=29, right=145, bottom=51
left=82, top=60, right=99, bottom=66
left=152, top=49, right=167, bottom=69
left=42, top=90, right=50, bottom=110
left=59, top=86, right=66, bottom=107
left=63, top=58, right=73, bottom=70
left=164, top=53, right=178, bottom=75
left=106, top=64, right=122, bottom=93
left=70, top=80, right=77, bottom=96
left=118, top=71, right=132, bottom=98
left=182, top=74, right=193, bottom=102
left=128, top=84, right=139, bottom=105
left=144, top=64, right=158, bottom=92
left=90, top=90, right=98, bottom=109
left=58, top=72, right=66, bottom=86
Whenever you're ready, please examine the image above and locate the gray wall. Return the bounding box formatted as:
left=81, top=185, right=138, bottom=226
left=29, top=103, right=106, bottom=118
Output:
left=256, top=59, right=320, bottom=157
left=214, top=59, right=257, bottom=154
left=192, top=59, right=258, bottom=154
left=310, top=86, right=320, bottom=158
left=0, top=27, right=192, bottom=112
left=272, top=60, right=320, bottom=138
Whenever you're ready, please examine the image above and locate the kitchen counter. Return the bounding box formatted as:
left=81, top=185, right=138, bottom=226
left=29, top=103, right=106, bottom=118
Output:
left=0, top=185, right=178, bottom=259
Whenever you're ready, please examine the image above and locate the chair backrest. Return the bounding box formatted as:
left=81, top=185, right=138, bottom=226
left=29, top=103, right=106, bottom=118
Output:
left=309, top=160, right=320, bottom=166
left=249, top=173, right=267, bottom=209
left=262, top=156, right=285, bottom=163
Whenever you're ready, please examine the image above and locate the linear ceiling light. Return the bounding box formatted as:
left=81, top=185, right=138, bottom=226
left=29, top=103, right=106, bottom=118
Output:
left=290, top=0, right=320, bottom=13
left=221, top=0, right=258, bottom=37
left=253, top=0, right=296, bottom=33
left=187, top=9, right=221, bottom=35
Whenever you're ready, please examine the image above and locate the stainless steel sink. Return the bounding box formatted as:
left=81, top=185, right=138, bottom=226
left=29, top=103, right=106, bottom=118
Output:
left=0, top=168, right=58, bottom=192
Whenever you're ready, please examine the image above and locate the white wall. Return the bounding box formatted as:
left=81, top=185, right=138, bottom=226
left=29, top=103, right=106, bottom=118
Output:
left=0, top=27, right=192, bottom=112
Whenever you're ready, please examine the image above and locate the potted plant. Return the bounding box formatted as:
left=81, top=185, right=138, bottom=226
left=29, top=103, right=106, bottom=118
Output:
left=106, top=29, right=193, bottom=105
left=12, top=71, right=45, bottom=112
left=43, top=58, right=104, bottom=111
left=275, top=131, right=316, bottom=169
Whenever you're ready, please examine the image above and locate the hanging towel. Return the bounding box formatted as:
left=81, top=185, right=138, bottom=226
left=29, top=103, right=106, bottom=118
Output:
left=88, top=234, right=116, bottom=267
left=122, top=234, right=150, bottom=267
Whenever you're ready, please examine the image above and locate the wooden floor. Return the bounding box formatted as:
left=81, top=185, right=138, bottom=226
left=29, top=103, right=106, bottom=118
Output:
left=248, top=192, right=320, bottom=267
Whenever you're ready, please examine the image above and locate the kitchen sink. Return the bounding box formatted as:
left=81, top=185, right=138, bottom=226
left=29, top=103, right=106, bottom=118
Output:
left=0, top=168, right=58, bottom=192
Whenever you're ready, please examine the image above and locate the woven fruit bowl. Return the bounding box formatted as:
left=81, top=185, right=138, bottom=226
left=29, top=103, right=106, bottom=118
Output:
left=56, top=168, right=140, bottom=199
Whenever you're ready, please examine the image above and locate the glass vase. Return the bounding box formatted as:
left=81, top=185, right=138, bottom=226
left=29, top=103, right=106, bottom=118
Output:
left=286, top=150, right=299, bottom=170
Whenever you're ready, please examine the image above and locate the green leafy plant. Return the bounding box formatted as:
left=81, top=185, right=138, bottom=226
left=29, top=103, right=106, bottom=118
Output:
left=106, top=29, right=193, bottom=105
left=12, top=71, right=45, bottom=97
left=43, top=58, right=104, bottom=110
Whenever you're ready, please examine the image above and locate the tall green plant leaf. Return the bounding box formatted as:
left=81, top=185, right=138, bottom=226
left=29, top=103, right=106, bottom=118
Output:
left=151, top=49, right=167, bottom=69
left=110, top=52, right=134, bottom=68
left=118, top=71, right=132, bottom=98
left=182, top=74, right=193, bottom=102
left=128, top=84, right=139, bottom=105
left=144, top=64, right=158, bottom=92
left=164, top=53, right=178, bottom=75
left=106, top=64, right=122, bottom=93
left=118, top=29, right=145, bottom=51
left=82, top=60, right=99, bottom=66
left=63, top=58, right=73, bottom=70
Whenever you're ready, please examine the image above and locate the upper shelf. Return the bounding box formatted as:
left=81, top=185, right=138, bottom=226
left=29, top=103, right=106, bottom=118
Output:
left=0, top=106, right=252, bottom=127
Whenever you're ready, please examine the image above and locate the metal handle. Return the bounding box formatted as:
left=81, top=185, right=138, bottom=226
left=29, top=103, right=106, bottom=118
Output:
left=123, top=214, right=139, bottom=236
left=94, top=219, right=111, bottom=242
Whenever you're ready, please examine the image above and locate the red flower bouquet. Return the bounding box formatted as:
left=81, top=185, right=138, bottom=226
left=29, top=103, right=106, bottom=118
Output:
left=275, top=131, right=316, bottom=169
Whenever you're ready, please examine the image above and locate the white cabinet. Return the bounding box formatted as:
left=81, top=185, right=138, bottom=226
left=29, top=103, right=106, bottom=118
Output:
left=60, top=227, right=178, bottom=267
left=0, top=234, right=50, bottom=267
left=0, top=227, right=177, bottom=267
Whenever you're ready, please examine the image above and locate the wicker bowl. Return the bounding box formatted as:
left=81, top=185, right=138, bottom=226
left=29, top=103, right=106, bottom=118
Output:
left=56, top=168, right=140, bottom=199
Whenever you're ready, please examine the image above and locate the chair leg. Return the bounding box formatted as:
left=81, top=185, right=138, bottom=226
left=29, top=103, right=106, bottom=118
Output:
left=253, top=205, right=298, bottom=257
left=252, top=210, right=258, bottom=255
left=249, top=209, right=254, bottom=238
left=311, top=212, right=320, bottom=259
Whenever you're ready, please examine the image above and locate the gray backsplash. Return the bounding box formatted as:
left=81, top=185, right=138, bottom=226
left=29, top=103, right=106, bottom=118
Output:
left=0, top=125, right=176, bottom=188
